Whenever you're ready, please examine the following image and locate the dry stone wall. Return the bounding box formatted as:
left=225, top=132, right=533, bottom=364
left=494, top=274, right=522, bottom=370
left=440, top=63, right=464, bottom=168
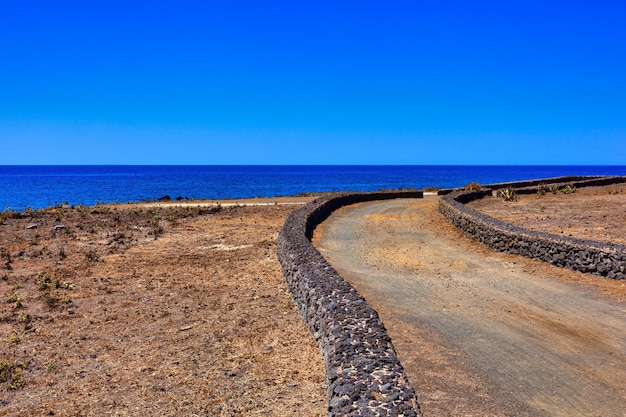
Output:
left=439, top=176, right=626, bottom=280
left=277, top=191, right=423, bottom=417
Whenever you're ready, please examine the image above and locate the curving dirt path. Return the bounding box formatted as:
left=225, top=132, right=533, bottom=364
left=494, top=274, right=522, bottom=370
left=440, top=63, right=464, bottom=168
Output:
left=313, top=196, right=626, bottom=417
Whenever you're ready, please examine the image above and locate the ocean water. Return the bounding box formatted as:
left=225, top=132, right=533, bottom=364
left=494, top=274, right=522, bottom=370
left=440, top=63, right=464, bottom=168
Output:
left=0, top=165, right=624, bottom=211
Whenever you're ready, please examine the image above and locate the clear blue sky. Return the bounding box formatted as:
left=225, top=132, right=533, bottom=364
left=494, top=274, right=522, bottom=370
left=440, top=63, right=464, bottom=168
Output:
left=1, top=1, right=624, bottom=165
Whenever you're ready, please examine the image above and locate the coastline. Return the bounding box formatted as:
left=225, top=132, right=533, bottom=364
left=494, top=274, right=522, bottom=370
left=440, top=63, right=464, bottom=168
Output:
left=2, top=183, right=624, bottom=415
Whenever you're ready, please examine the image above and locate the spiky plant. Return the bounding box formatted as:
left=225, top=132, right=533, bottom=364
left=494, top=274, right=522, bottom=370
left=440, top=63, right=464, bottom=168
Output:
left=537, top=183, right=548, bottom=195
left=498, top=187, right=517, bottom=201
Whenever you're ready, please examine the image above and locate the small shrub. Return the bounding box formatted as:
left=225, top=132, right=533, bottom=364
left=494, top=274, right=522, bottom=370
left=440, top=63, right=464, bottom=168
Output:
left=549, top=185, right=560, bottom=194
left=44, top=292, right=71, bottom=308
left=560, top=184, right=576, bottom=194
left=151, top=224, right=164, bottom=240
left=537, top=183, right=548, bottom=195
left=5, top=332, right=21, bottom=344
left=85, top=249, right=100, bottom=264
left=7, top=294, right=22, bottom=308
left=498, top=187, right=517, bottom=201
left=37, top=272, right=56, bottom=289
left=464, top=182, right=481, bottom=191
left=23, top=207, right=35, bottom=218
left=0, top=358, right=23, bottom=389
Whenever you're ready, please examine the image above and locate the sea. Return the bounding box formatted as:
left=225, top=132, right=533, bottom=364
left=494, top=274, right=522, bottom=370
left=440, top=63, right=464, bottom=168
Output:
left=1, top=165, right=625, bottom=211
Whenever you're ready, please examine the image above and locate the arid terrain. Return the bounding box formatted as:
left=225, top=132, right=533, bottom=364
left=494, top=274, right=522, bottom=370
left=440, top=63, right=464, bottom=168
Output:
left=0, top=198, right=326, bottom=416
left=468, top=182, right=626, bottom=246
left=314, top=184, right=625, bottom=416
left=2, top=183, right=625, bottom=417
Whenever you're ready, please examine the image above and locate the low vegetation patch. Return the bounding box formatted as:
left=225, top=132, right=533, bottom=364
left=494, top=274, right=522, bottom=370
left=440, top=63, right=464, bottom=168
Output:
left=498, top=187, right=517, bottom=202
left=464, top=182, right=482, bottom=191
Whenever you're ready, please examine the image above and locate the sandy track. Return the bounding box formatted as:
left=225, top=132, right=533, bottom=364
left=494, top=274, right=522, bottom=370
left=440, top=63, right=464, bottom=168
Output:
left=313, top=196, right=626, bottom=417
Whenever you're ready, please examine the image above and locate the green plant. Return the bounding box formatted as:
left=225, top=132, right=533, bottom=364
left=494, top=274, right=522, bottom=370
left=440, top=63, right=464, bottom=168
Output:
left=6, top=332, right=21, bottom=344
left=7, top=294, right=22, bottom=308
left=47, top=363, right=57, bottom=370
left=0, top=358, right=23, bottom=389
left=540, top=204, right=547, bottom=213
left=549, top=185, right=559, bottom=194
left=537, top=183, right=548, bottom=195
left=560, top=184, right=576, bottom=194
left=37, top=272, right=54, bottom=289
left=43, top=291, right=71, bottom=308
left=498, top=187, right=517, bottom=201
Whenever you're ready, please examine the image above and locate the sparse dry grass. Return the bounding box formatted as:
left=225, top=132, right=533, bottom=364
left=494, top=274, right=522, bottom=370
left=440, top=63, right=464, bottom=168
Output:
left=468, top=183, right=626, bottom=246
left=0, top=202, right=326, bottom=416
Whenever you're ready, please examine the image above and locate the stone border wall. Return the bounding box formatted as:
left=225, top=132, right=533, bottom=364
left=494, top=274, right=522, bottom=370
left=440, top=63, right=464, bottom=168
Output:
left=277, top=191, right=423, bottom=417
left=439, top=176, right=626, bottom=280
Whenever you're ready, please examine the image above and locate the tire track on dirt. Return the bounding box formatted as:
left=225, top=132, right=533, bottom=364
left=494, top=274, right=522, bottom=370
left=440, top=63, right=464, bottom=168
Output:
left=313, top=197, right=626, bottom=417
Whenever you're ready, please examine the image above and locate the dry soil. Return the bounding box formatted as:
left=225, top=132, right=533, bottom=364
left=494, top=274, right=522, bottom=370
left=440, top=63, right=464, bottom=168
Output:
left=314, top=190, right=626, bottom=417
left=1, top=200, right=326, bottom=417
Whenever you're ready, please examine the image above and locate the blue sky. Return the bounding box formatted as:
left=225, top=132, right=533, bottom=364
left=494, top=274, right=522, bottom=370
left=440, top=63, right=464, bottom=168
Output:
left=1, top=1, right=624, bottom=165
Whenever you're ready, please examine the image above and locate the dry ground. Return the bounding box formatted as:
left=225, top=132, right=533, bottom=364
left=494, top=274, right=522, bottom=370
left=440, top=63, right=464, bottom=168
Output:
left=468, top=182, right=626, bottom=246
left=0, top=200, right=325, bottom=416
left=2, top=183, right=625, bottom=416
left=314, top=187, right=626, bottom=416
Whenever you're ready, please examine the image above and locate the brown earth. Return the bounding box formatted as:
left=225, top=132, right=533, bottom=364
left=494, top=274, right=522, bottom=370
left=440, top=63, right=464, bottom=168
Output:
left=0, top=199, right=326, bottom=416
left=3, top=184, right=625, bottom=417
left=313, top=188, right=626, bottom=417
left=467, top=182, right=626, bottom=246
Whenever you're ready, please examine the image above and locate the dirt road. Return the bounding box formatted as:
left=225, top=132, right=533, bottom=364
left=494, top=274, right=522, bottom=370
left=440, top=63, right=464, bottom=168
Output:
left=313, top=197, right=626, bottom=417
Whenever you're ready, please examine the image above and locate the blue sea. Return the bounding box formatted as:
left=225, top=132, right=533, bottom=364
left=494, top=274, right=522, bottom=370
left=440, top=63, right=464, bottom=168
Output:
left=1, top=165, right=625, bottom=211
